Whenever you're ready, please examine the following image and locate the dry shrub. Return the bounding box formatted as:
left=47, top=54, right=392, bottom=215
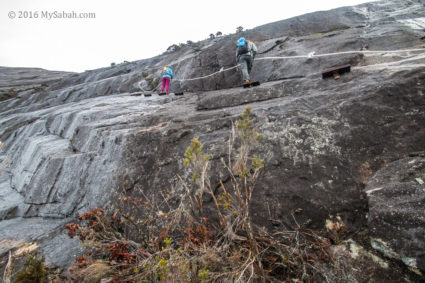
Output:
left=64, top=106, right=341, bottom=282
left=71, top=262, right=113, bottom=283
left=14, top=252, right=48, bottom=283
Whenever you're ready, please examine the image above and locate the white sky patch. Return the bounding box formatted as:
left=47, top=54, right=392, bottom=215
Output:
left=0, top=0, right=376, bottom=72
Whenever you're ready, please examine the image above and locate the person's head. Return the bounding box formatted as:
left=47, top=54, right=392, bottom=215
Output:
left=237, top=37, right=246, bottom=47
left=163, top=66, right=167, bottom=71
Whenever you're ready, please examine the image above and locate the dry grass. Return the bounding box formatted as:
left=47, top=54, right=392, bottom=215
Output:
left=72, top=262, right=113, bottom=283
left=57, top=106, right=345, bottom=282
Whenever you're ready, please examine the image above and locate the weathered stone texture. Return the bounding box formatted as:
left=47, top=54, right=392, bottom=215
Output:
left=0, top=1, right=424, bottom=278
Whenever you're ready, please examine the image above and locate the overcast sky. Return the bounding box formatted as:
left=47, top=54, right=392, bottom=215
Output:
left=0, top=0, right=376, bottom=73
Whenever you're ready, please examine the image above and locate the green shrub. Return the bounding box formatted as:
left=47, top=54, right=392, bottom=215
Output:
left=64, top=106, right=338, bottom=282
left=14, top=252, right=48, bottom=283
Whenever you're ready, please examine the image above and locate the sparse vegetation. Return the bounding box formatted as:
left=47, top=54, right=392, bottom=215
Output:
left=55, top=106, right=346, bottom=282
left=14, top=252, right=48, bottom=283
left=166, top=44, right=180, bottom=53
left=192, top=44, right=205, bottom=53
left=141, top=70, right=149, bottom=78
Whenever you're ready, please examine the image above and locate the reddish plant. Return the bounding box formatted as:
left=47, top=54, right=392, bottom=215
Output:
left=105, top=242, right=136, bottom=264
left=64, top=223, right=80, bottom=239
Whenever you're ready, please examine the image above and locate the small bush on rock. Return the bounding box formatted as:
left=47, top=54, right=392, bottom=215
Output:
left=14, top=252, right=48, bottom=283
left=64, top=106, right=338, bottom=282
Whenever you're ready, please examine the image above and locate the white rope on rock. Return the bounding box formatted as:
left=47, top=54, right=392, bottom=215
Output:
left=138, top=47, right=425, bottom=91
left=173, top=65, right=240, bottom=82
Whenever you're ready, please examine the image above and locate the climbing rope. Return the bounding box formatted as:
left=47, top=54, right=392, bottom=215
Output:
left=256, top=47, right=425, bottom=60
left=175, top=65, right=240, bottom=82
left=138, top=46, right=425, bottom=92
left=173, top=47, right=425, bottom=82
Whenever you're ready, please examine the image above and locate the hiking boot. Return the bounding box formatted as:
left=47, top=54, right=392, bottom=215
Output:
left=243, top=80, right=251, bottom=88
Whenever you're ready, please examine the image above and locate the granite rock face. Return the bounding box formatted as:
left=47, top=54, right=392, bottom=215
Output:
left=366, top=155, right=425, bottom=273
left=0, top=0, right=424, bottom=279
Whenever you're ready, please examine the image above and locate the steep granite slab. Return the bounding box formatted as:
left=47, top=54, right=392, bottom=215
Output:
left=0, top=0, right=424, bottom=275
left=367, top=156, right=425, bottom=273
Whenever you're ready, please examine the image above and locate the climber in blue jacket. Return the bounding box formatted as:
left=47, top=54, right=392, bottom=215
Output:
left=160, top=66, right=173, bottom=95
